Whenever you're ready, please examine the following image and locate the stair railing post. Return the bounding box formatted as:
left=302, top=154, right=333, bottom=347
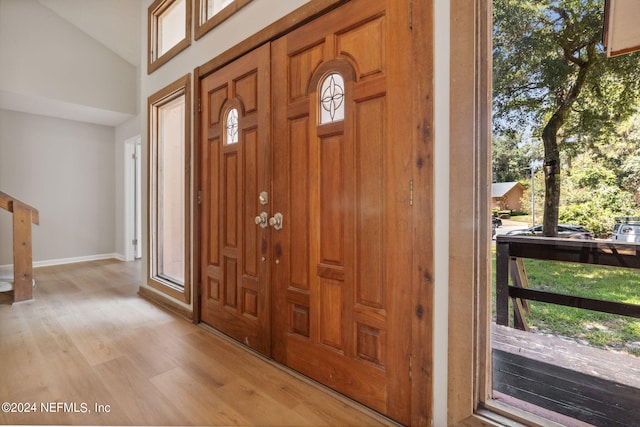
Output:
left=12, top=201, right=34, bottom=302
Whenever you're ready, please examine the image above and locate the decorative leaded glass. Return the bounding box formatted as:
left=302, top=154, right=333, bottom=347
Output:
left=320, top=73, right=345, bottom=124
left=226, top=108, right=239, bottom=144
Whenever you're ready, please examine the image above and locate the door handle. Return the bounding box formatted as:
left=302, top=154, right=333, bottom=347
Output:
left=269, top=213, right=283, bottom=230
left=255, top=212, right=268, bottom=228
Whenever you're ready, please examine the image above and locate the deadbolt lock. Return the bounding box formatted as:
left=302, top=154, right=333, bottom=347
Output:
left=259, top=191, right=268, bottom=206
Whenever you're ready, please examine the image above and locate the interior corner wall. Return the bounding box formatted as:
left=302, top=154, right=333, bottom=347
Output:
left=0, top=109, right=116, bottom=266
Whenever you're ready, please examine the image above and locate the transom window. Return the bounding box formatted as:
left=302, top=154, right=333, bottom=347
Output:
left=194, top=0, right=253, bottom=40
left=200, top=0, right=233, bottom=23
left=148, top=0, right=192, bottom=74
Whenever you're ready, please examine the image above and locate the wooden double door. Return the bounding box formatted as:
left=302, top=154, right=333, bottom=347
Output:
left=199, top=0, right=414, bottom=423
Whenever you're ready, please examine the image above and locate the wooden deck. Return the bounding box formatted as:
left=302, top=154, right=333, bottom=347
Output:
left=493, top=323, right=640, bottom=426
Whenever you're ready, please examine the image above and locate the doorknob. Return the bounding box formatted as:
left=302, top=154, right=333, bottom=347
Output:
left=255, top=212, right=268, bottom=228
left=269, top=213, right=283, bottom=230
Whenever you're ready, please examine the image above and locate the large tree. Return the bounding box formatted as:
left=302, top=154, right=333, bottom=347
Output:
left=493, top=0, right=640, bottom=236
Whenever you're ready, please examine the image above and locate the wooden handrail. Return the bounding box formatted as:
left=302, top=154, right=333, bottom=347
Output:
left=0, top=191, right=39, bottom=224
left=0, top=191, right=39, bottom=303
left=496, top=235, right=640, bottom=329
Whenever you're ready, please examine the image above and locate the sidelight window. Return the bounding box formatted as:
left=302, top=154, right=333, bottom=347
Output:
left=148, top=75, right=191, bottom=303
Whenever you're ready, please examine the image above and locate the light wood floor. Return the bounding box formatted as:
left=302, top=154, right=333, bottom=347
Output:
left=0, top=259, right=398, bottom=426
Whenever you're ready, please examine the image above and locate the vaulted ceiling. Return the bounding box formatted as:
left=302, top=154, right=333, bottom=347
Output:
left=37, top=0, right=142, bottom=67
left=0, top=0, right=142, bottom=127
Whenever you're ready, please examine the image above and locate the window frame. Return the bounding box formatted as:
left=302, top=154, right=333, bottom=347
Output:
left=147, top=74, right=192, bottom=304
left=446, top=0, right=495, bottom=424
left=194, top=0, right=253, bottom=40
left=148, top=0, right=192, bottom=74
left=447, top=1, right=592, bottom=426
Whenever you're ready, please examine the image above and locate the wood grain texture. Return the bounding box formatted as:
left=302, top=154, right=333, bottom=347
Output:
left=270, top=1, right=414, bottom=423
left=0, top=191, right=39, bottom=224
left=1, top=193, right=39, bottom=303
left=195, top=0, right=435, bottom=423
left=199, top=43, right=271, bottom=356
left=0, top=259, right=397, bottom=426
left=493, top=349, right=640, bottom=426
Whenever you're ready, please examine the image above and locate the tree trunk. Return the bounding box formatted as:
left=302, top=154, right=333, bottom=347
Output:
left=542, top=119, right=561, bottom=237
left=538, top=40, right=597, bottom=237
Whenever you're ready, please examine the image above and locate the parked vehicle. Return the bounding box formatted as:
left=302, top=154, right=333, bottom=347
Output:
left=492, top=216, right=502, bottom=238
left=505, top=224, right=594, bottom=240
left=612, top=217, right=640, bottom=243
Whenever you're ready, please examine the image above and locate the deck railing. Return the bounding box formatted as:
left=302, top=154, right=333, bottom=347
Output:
left=0, top=191, right=39, bottom=303
left=495, top=235, right=640, bottom=330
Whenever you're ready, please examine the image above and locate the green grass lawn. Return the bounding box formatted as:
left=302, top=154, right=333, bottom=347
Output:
left=492, top=247, right=640, bottom=356
left=507, top=214, right=532, bottom=224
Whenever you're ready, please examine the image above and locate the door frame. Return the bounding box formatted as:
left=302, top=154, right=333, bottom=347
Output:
left=124, top=135, right=142, bottom=262
left=194, top=0, right=434, bottom=423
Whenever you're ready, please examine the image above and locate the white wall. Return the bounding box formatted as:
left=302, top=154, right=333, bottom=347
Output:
left=0, top=109, right=117, bottom=265
left=0, top=0, right=142, bottom=269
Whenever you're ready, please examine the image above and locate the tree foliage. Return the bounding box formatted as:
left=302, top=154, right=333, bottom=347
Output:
left=520, top=155, right=638, bottom=237
left=492, top=133, right=534, bottom=182
left=493, top=0, right=640, bottom=236
left=560, top=157, right=637, bottom=236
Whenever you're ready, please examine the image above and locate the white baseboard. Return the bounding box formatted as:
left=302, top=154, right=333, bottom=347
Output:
left=113, top=253, right=127, bottom=262
left=0, top=253, right=127, bottom=277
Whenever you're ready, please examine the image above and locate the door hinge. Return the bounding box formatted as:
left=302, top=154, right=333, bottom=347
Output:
left=409, top=179, right=414, bottom=206
left=409, top=355, right=413, bottom=381
left=197, top=190, right=202, bottom=205
left=409, top=2, right=413, bottom=30
left=132, top=239, right=138, bottom=246
left=198, top=98, right=201, bottom=113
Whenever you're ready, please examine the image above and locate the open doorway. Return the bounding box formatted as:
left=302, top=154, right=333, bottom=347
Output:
left=125, top=136, right=142, bottom=261
left=490, top=0, right=640, bottom=424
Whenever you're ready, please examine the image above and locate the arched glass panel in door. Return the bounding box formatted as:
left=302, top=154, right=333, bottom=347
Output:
left=319, top=73, right=345, bottom=124
left=226, top=107, right=239, bottom=144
